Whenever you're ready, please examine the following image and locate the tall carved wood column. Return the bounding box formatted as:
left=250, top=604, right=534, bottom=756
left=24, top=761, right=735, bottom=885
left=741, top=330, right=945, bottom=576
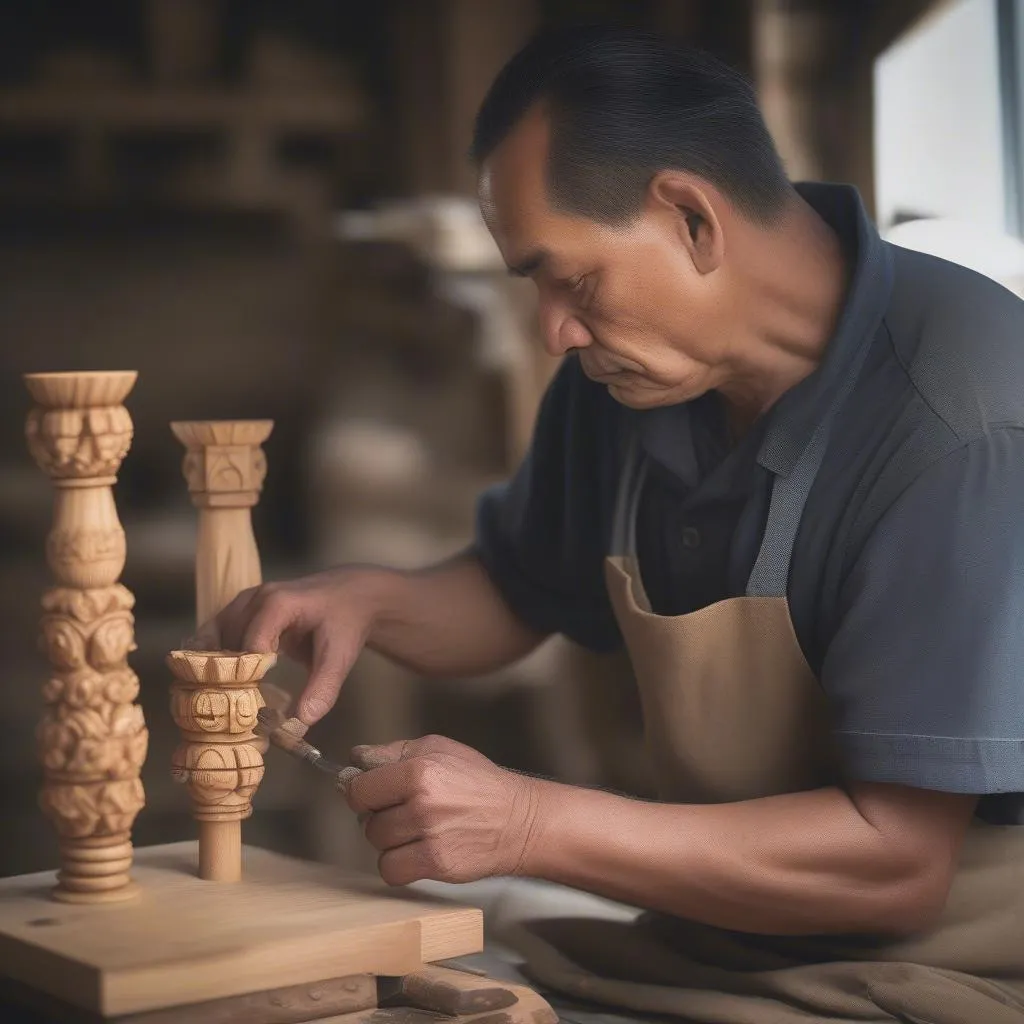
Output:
left=170, top=419, right=273, bottom=629
left=24, top=370, right=148, bottom=903
left=169, top=419, right=282, bottom=881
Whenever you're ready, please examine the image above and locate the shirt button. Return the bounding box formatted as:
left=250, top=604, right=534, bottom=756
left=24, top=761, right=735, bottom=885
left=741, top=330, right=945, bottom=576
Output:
left=681, top=526, right=701, bottom=549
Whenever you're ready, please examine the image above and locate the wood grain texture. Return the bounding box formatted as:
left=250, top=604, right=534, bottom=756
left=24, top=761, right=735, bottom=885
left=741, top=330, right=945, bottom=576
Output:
left=23, top=370, right=148, bottom=904
left=0, top=972, right=377, bottom=1024
left=117, top=974, right=377, bottom=1024
left=167, top=650, right=277, bottom=881
left=169, top=419, right=273, bottom=628
left=310, top=971, right=558, bottom=1024
left=380, top=963, right=517, bottom=1015
left=0, top=843, right=482, bottom=1017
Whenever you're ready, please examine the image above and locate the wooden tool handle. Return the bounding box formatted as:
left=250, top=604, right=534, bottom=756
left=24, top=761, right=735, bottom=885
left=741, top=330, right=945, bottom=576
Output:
left=382, top=964, right=518, bottom=1015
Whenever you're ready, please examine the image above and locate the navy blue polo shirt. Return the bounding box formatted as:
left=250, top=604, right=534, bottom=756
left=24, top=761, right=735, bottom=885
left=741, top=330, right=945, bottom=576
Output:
left=474, top=182, right=1024, bottom=823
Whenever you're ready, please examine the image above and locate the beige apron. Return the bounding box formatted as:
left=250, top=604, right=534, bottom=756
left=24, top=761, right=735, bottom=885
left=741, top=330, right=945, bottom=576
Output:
left=499, top=362, right=1024, bottom=1022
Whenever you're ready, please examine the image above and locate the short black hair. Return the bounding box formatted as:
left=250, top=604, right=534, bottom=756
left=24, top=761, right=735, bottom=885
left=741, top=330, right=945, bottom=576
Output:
left=471, top=24, right=793, bottom=225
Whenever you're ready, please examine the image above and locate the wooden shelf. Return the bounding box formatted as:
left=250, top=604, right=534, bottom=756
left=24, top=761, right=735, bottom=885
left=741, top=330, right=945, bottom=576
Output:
left=0, top=87, right=364, bottom=132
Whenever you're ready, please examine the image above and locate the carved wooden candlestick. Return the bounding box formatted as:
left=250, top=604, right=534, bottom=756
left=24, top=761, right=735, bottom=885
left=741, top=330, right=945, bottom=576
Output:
left=167, top=649, right=275, bottom=881
left=169, top=420, right=274, bottom=629
left=24, top=370, right=149, bottom=903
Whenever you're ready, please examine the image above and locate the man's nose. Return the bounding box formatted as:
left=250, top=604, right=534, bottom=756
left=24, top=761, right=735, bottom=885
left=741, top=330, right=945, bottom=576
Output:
left=538, top=297, right=593, bottom=357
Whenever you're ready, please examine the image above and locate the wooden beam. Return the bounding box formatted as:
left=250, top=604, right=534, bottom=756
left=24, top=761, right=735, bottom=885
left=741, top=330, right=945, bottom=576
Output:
left=442, top=0, right=540, bottom=194
left=386, top=0, right=539, bottom=195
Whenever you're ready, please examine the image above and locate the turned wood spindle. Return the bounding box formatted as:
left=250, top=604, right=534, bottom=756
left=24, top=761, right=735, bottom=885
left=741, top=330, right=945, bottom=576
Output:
left=168, top=418, right=281, bottom=864
left=167, top=649, right=276, bottom=881
left=24, top=370, right=149, bottom=904
left=169, top=420, right=273, bottom=628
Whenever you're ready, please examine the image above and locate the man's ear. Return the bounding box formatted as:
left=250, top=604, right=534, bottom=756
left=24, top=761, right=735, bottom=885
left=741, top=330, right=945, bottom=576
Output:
left=648, top=172, right=724, bottom=274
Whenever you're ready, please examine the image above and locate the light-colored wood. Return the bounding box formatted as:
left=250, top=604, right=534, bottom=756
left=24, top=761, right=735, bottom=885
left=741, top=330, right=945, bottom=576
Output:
left=167, top=650, right=276, bottom=881
left=0, top=971, right=377, bottom=1024
left=0, top=842, right=483, bottom=1017
left=197, top=820, right=241, bottom=883
left=169, top=419, right=274, bottom=629
left=170, top=419, right=276, bottom=882
left=23, top=370, right=149, bottom=904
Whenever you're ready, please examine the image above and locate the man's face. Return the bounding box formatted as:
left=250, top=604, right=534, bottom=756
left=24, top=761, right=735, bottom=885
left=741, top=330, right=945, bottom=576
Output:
left=478, top=107, right=734, bottom=409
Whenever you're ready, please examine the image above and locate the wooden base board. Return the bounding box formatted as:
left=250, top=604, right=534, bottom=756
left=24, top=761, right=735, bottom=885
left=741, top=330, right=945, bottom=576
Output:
left=0, top=842, right=482, bottom=1018
left=0, top=962, right=558, bottom=1024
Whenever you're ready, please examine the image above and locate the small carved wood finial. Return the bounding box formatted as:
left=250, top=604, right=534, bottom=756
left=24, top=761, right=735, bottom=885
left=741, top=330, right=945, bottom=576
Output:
left=24, top=370, right=148, bottom=904
left=167, top=649, right=276, bottom=881
left=169, top=420, right=273, bottom=628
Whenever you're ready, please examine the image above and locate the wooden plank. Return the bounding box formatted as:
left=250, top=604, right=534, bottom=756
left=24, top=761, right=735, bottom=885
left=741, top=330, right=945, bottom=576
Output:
left=0, top=973, right=377, bottom=1024
left=379, top=964, right=517, bottom=1015
left=116, top=974, right=377, bottom=1024
left=0, top=843, right=482, bottom=1018
left=0, top=89, right=364, bottom=131
left=1, top=964, right=557, bottom=1024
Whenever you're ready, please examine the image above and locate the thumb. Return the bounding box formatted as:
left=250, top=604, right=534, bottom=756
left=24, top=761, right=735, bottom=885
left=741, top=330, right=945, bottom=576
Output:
left=295, top=629, right=361, bottom=726
left=351, top=740, right=409, bottom=770
left=185, top=617, right=220, bottom=651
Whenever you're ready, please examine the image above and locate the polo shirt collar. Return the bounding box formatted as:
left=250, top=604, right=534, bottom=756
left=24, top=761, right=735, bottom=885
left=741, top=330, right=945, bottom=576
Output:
left=756, top=182, right=895, bottom=477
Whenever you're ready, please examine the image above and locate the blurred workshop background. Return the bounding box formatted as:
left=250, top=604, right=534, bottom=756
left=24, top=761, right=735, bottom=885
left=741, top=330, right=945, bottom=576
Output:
left=1, top=0, right=1021, bottom=878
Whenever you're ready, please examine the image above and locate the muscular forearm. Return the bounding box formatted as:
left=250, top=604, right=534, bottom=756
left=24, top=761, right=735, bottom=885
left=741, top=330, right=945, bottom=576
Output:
left=361, top=550, right=547, bottom=678
left=523, top=781, right=958, bottom=936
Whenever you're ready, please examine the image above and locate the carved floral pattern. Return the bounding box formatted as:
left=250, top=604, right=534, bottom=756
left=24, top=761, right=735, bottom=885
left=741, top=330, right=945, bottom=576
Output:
left=42, top=667, right=140, bottom=708
left=41, top=588, right=137, bottom=671
left=26, top=404, right=133, bottom=480
left=27, top=405, right=132, bottom=476
left=26, top=375, right=146, bottom=900
left=39, top=778, right=146, bottom=838
left=38, top=703, right=147, bottom=777
left=42, top=584, right=135, bottom=621
left=34, top=582, right=148, bottom=809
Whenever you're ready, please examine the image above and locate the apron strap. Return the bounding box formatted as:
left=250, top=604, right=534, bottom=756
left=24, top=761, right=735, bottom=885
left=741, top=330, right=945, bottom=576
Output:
left=609, top=242, right=889, bottom=598
left=746, top=327, right=876, bottom=597
left=610, top=429, right=648, bottom=560
left=746, top=417, right=831, bottom=596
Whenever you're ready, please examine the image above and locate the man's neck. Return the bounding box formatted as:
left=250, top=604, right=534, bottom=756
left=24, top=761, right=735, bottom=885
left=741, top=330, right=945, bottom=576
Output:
left=717, top=194, right=850, bottom=426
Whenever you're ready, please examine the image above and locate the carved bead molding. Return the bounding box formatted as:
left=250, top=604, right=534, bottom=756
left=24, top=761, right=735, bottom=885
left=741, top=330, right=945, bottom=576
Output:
left=167, top=650, right=274, bottom=879
left=24, top=371, right=148, bottom=904
left=170, top=420, right=273, bottom=509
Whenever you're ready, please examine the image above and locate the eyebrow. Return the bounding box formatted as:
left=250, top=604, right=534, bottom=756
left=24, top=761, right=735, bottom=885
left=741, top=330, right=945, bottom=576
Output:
left=507, top=248, right=548, bottom=278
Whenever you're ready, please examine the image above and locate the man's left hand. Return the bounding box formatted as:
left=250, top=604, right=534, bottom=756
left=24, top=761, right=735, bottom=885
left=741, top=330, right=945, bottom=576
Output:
left=345, top=734, right=543, bottom=886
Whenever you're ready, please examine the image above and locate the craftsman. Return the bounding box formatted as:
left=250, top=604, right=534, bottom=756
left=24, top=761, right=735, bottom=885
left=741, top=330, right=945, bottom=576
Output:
left=202, top=25, right=1024, bottom=1024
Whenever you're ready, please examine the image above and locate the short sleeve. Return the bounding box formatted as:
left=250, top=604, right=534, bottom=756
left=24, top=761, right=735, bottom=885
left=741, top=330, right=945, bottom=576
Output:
left=472, top=356, right=623, bottom=653
left=822, top=427, right=1024, bottom=794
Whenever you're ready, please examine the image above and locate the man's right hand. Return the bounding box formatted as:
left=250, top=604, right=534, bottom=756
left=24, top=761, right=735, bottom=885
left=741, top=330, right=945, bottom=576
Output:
left=190, top=567, right=384, bottom=725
